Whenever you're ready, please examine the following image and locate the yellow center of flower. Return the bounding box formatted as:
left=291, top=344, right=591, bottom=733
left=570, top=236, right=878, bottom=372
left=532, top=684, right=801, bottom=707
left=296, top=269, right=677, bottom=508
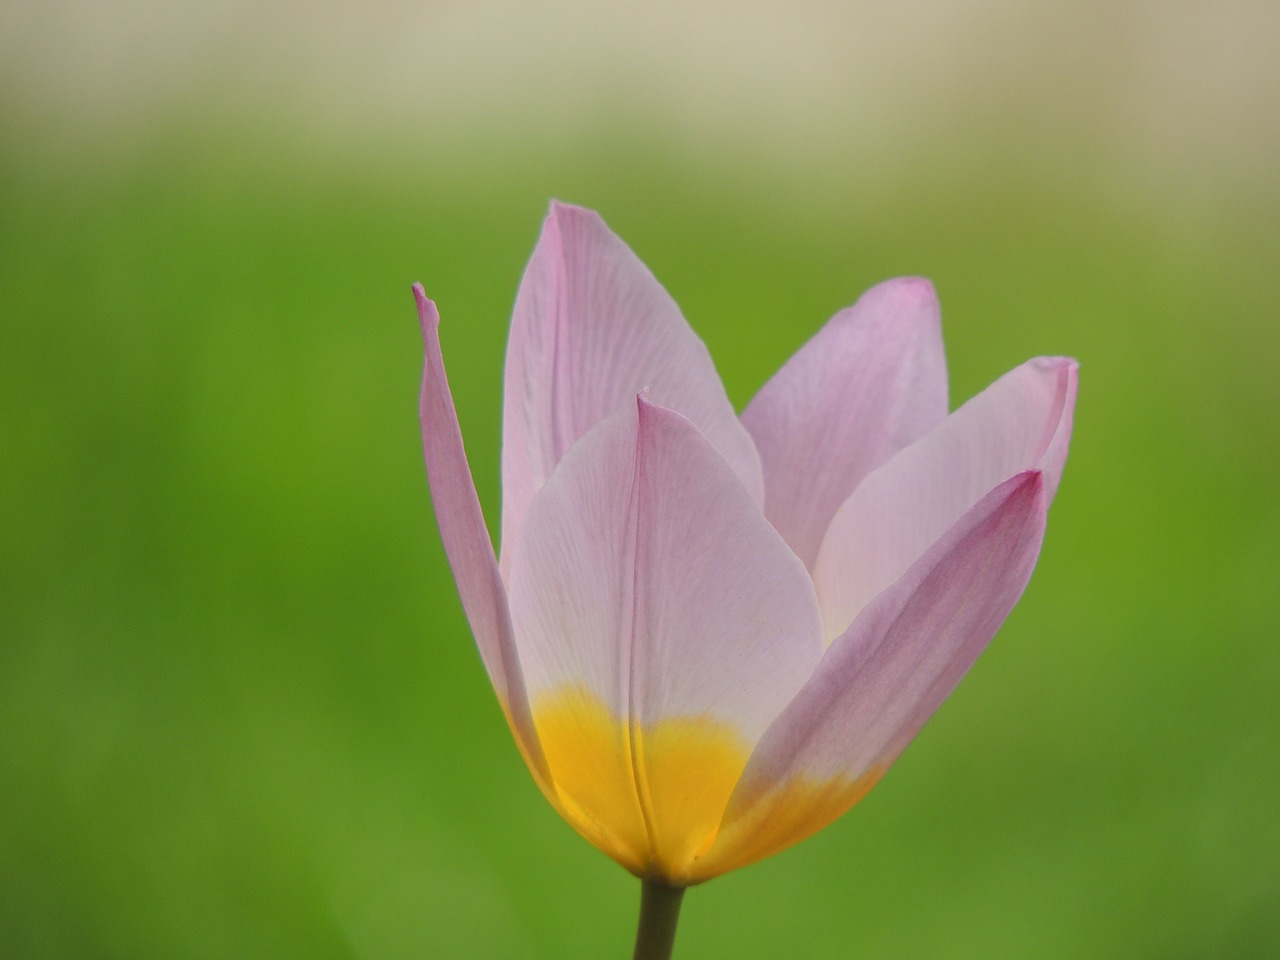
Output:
left=529, top=685, right=884, bottom=885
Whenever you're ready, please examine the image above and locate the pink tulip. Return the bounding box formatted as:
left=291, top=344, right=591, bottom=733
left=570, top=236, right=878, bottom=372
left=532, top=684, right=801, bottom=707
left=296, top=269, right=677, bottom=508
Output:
left=415, top=202, right=1076, bottom=893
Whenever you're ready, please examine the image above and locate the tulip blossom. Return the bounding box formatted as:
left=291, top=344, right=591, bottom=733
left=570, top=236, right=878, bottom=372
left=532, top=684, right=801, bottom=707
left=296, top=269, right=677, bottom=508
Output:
left=415, top=202, right=1076, bottom=955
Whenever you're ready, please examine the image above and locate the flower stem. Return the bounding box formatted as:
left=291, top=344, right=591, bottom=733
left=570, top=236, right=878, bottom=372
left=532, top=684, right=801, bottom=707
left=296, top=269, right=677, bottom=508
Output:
left=631, top=879, right=686, bottom=960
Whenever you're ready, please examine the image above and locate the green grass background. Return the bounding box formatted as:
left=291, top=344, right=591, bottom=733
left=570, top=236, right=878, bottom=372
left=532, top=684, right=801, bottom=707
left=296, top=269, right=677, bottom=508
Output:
left=3, top=69, right=1278, bottom=960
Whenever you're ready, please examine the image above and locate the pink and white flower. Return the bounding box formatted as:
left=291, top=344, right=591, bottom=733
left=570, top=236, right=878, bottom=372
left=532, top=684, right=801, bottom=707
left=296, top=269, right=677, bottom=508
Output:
left=416, top=201, right=1076, bottom=886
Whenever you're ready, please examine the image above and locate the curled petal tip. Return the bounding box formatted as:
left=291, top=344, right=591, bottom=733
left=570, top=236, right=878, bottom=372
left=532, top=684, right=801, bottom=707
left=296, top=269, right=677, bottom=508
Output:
left=1031, top=357, right=1080, bottom=413
left=1016, top=466, right=1046, bottom=489
left=634, top=390, right=658, bottom=425
left=885, top=275, right=937, bottom=296
left=413, top=284, right=440, bottom=335
left=548, top=198, right=590, bottom=218
left=545, top=200, right=603, bottom=235
left=1032, top=355, right=1080, bottom=374
left=864, top=275, right=939, bottom=309
left=1008, top=468, right=1049, bottom=514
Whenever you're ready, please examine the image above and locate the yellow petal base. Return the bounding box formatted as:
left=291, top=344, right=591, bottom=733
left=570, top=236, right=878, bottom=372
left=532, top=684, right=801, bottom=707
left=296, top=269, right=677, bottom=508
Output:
left=529, top=685, right=883, bottom=885
left=686, top=769, right=882, bottom=882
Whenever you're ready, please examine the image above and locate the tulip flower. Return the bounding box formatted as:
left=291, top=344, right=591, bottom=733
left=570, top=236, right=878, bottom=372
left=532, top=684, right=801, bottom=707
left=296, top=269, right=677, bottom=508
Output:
left=415, top=202, right=1076, bottom=958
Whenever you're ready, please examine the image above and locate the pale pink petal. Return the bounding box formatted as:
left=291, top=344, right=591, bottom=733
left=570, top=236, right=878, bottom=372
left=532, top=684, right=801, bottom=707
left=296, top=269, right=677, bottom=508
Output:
left=693, top=471, right=1047, bottom=879
left=741, top=277, right=948, bottom=569
left=416, top=286, right=548, bottom=784
left=813, top=356, right=1077, bottom=642
left=505, top=395, right=823, bottom=743
left=500, top=202, right=763, bottom=568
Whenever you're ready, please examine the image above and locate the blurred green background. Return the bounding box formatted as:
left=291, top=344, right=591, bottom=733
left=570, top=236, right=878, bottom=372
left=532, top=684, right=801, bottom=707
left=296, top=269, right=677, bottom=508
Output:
left=2, top=2, right=1277, bottom=958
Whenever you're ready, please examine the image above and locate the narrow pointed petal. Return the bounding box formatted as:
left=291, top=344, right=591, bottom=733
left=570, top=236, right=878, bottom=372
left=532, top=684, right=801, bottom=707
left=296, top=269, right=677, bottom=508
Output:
left=500, top=202, right=763, bottom=568
left=506, top=396, right=823, bottom=879
left=813, top=356, right=1077, bottom=642
left=742, top=277, right=948, bottom=569
left=416, top=286, right=548, bottom=785
left=691, top=471, right=1047, bottom=880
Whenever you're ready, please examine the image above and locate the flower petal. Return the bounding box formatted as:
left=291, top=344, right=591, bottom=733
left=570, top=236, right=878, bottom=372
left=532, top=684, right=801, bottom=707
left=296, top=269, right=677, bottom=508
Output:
left=813, top=356, right=1077, bottom=642
left=691, top=471, right=1047, bottom=880
left=505, top=395, right=822, bottom=879
left=416, top=286, right=548, bottom=786
left=500, top=201, right=763, bottom=569
left=742, top=277, right=948, bottom=569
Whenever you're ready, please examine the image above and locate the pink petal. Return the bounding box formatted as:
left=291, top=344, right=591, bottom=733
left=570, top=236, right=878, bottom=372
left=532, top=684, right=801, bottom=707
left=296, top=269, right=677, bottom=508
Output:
left=500, top=202, right=763, bottom=570
left=506, top=395, right=823, bottom=745
left=416, top=286, right=548, bottom=785
left=692, top=471, right=1047, bottom=879
left=741, top=277, right=948, bottom=569
left=813, top=356, right=1077, bottom=642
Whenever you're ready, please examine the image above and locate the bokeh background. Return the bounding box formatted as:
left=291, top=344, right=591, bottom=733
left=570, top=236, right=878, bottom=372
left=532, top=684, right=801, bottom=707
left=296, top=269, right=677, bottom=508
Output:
left=3, top=1, right=1278, bottom=957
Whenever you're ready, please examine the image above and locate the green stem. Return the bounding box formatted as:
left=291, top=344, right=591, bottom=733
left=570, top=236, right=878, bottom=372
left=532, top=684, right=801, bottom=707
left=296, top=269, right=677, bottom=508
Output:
left=631, top=879, right=686, bottom=960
